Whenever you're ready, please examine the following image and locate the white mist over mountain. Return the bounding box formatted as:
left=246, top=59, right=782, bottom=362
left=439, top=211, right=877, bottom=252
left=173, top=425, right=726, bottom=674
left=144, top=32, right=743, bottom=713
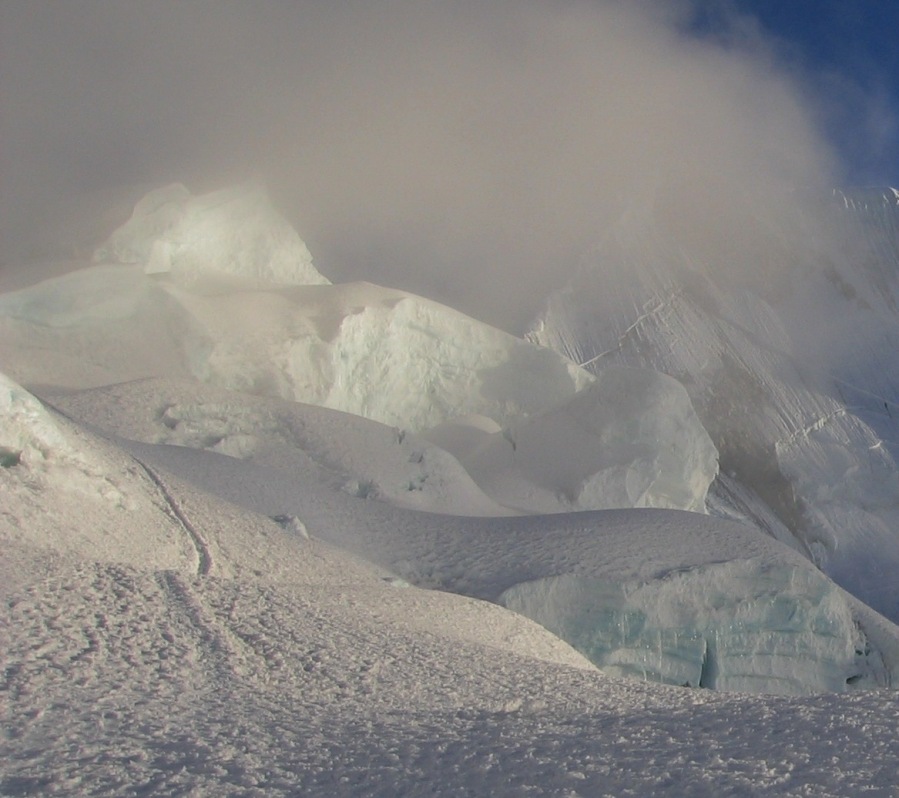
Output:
left=4, top=3, right=899, bottom=794
left=1, top=0, right=843, bottom=330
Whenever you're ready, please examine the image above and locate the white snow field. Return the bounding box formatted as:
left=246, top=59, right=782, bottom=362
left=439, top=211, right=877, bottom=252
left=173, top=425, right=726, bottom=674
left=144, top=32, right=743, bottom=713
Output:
left=4, top=185, right=899, bottom=796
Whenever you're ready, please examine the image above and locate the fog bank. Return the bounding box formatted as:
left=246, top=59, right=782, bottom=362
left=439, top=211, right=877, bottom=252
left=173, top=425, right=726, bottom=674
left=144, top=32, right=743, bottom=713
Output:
left=1, top=1, right=842, bottom=329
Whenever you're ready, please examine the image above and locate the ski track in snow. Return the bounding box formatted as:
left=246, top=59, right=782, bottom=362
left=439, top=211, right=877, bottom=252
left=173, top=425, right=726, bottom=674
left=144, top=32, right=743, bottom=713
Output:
left=137, top=460, right=213, bottom=577
left=5, top=560, right=899, bottom=798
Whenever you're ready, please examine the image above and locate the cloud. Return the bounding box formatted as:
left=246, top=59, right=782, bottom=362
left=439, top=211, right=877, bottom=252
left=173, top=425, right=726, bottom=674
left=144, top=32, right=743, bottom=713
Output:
left=1, top=0, right=841, bottom=330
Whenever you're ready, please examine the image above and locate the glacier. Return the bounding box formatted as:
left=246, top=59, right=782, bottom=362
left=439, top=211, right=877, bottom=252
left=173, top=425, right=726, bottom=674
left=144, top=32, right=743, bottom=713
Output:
left=500, top=561, right=885, bottom=694
left=4, top=183, right=899, bottom=700
left=93, top=182, right=329, bottom=292
left=432, top=366, right=717, bottom=513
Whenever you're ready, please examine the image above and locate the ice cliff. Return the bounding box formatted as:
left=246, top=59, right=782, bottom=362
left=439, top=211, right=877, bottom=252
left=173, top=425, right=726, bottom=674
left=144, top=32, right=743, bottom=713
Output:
left=93, top=182, right=329, bottom=291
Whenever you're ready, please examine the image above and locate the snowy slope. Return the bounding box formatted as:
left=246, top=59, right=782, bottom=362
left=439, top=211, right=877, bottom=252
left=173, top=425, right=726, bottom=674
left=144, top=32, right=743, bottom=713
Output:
left=4, top=371, right=899, bottom=796
left=42, top=376, right=513, bottom=518
left=530, top=188, right=899, bottom=622
left=8, top=368, right=897, bottom=695
left=5, top=184, right=899, bottom=795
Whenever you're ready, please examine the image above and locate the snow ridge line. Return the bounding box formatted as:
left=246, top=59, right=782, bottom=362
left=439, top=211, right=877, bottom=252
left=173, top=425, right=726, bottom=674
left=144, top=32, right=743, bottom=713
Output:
left=136, top=460, right=213, bottom=577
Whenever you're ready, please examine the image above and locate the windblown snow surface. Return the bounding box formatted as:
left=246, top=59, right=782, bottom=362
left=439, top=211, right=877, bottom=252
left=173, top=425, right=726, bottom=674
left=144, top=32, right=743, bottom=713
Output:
left=3, top=185, right=899, bottom=796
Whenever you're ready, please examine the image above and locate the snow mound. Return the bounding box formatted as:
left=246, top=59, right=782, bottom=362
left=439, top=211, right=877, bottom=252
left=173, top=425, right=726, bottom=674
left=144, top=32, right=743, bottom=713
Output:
left=449, top=367, right=717, bottom=513
left=93, top=183, right=329, bottom=291
left=0, top=264, right=592, bottom=433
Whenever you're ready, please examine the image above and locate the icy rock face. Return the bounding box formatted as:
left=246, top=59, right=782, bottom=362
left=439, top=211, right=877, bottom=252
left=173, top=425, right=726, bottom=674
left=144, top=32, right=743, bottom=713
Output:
left=93, top=183, right=329, bottom=291
left=500, top=559, right=880, bottom=695
left=445, top=367, right=717, bottom=513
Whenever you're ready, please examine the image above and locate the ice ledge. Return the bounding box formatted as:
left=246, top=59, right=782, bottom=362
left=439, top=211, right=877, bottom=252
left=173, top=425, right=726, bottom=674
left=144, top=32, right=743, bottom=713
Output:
left=499, top=558, right=887, bottom=695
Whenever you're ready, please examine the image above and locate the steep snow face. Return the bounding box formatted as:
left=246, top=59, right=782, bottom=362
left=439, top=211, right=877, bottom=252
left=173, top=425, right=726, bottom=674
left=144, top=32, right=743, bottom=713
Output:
left=529, top=190, right=899, bottom=621
left=93, top=183, right=329, bottom=291
left=500, top=561, right=881, bottom=695
left=432, top=367, right=717, bottom=513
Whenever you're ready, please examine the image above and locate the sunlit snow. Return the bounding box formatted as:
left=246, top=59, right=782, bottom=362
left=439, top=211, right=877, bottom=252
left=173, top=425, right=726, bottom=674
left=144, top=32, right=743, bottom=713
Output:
left=4, top=185, right=899, bottom=796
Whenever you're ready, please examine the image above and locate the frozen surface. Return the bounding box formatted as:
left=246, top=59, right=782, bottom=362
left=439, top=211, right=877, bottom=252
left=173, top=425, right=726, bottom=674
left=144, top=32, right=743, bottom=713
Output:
left=5, top=186, right=899, bottom=795
left=44, top=377, right=513, bottom=518
left=96, top=406, right=895, bottom=698
left=501, top=560, right=883, bottom=694
left=0, top=372, right=197, bottom=584
left=171, top=280, right=593, bottom=431
left=0, top=185, right=716, bottom=514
